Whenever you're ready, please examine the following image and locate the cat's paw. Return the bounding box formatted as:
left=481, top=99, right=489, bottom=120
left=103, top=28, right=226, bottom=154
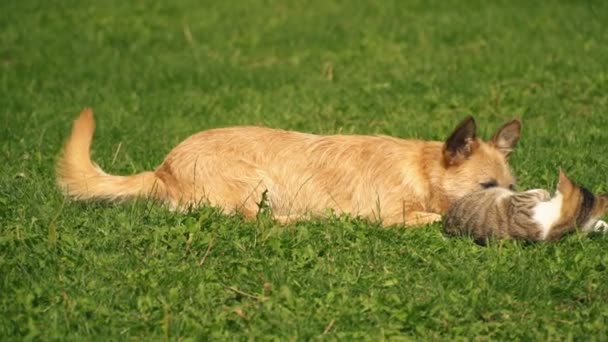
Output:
left=593, top=220, right=608, bottom=233
left=525, top=188, right=551, bottom=200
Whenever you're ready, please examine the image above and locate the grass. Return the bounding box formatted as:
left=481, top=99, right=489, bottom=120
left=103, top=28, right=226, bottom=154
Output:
left=2, top=0, right=608, bottom=339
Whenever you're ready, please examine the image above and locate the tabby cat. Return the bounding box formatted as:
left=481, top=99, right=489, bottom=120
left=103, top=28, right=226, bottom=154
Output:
left=443, top=170, right=608, bottom=243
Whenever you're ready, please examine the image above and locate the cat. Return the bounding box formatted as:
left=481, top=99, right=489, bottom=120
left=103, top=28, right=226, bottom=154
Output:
left=57, top=108, right=521, bottom=226
left=443, top=170, right=608, bottom=242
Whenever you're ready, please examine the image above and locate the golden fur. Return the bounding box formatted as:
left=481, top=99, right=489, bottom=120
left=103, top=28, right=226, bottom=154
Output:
left=57, top=108, right=521, bottom=226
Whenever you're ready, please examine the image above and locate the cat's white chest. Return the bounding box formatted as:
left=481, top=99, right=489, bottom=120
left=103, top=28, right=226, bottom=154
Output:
left=532, top=192, right=563, bottom=240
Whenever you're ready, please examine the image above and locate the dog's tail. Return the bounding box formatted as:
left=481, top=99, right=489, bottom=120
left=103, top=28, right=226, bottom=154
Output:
left=56, top=108, right=167, bottom=203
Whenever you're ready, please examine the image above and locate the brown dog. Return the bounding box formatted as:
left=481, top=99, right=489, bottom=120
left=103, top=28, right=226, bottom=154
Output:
left=57, top=108, right=521, bottom=226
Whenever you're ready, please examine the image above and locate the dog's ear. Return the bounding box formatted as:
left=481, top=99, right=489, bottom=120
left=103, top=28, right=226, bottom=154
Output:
left=490, top=119, right=521, bottom=158
left=443, top=116, right=478, bottom=166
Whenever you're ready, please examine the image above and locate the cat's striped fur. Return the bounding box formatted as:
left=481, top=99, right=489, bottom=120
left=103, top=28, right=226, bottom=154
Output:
left=443, top=170, right=608, bottom=243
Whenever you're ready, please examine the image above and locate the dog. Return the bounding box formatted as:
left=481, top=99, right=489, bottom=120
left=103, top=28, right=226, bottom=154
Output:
left=57, top=108, right=521, bottom=226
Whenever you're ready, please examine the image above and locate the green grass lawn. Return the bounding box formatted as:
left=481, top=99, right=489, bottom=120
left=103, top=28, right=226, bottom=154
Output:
left=2, top=0, right=608, bottom=339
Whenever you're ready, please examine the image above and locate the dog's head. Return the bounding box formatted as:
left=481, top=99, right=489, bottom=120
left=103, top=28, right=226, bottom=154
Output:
left=440, top=116, right=521, bottom=203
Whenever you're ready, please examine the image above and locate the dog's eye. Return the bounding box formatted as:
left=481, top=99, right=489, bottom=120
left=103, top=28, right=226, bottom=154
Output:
left=481, top=180, right=498, bottom=189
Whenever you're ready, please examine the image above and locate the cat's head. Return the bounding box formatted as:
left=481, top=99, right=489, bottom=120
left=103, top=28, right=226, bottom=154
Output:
left=441, top=116, right=521, bottom=203
left=557, top=170, right=608, bottom=230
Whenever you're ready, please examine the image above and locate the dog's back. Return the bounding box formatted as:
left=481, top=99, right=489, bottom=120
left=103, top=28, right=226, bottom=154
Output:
left=57, top=109, right=521, bottom=226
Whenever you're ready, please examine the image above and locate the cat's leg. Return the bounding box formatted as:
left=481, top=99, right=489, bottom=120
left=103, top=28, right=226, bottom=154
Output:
left=592, top=220, right=608, bottom=233
left=547, top=220, right=608, bottom=241
left=524, top=189, right=551, bottom=201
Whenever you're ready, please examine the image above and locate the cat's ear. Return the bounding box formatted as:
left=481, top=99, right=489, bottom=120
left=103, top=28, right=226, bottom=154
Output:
left=557, top=169, right=575, bottom=194
left=597, top=194, right=608, bottom=212
left=490, top=119, right=521, bottom=158
left=443, top=116, right=479, bottom=166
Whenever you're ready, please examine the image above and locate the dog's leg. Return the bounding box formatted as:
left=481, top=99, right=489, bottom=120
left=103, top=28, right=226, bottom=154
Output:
left=273, top=213, right=316, bottom=224
left=383, top=211, right=443, bottom=227
left=274, top=211, right=442, bottom=227
left=273, top=214, right=296, bottom=224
